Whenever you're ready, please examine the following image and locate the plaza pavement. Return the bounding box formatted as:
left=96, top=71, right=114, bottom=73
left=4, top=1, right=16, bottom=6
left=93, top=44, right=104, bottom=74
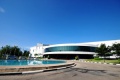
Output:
left=0, top=60, right=120, bottom=80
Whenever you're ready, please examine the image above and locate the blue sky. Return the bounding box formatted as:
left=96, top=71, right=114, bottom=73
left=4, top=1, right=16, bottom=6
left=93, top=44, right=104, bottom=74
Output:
left=0, top=0, right=120, bottom=49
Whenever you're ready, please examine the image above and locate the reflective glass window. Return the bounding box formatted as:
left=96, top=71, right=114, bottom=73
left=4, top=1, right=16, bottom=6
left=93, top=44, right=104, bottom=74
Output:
left=45, top=46, right=96, bottom=52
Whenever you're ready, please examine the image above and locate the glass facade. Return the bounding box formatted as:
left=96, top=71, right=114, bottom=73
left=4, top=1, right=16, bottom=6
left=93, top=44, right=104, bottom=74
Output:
left=45, top=46, right=96, bottom=52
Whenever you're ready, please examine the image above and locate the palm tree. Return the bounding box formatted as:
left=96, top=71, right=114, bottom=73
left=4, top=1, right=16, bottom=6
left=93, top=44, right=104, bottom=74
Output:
left=96, top=44, right=109, bottom=62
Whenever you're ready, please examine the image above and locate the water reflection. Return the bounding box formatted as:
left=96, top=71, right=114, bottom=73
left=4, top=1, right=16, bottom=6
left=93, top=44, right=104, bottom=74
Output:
left=0, top=60, right=65, bottom=66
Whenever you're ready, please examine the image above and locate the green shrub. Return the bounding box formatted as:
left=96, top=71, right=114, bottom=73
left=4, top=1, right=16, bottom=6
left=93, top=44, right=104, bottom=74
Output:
left=118, top=58, right=120, bottom=63
left=75, top=55, right=79, bottom=60
left=94, top=56, right=102, bottom=60
left=37, top=57, right=43, bottom=60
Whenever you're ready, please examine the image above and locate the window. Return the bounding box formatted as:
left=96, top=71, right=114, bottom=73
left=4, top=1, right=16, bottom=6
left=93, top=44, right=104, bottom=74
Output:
left=45, top=46, right=96, bottom=52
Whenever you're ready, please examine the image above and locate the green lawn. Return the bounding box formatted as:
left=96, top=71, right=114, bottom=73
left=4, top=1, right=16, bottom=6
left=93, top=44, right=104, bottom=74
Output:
left=86, top=59, right=120, bottom=64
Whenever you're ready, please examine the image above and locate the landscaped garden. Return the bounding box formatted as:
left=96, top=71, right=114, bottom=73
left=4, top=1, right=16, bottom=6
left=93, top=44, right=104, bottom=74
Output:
left=86, top=59, right=120, bottom=64
left=85, top=43, right=120, bottom=64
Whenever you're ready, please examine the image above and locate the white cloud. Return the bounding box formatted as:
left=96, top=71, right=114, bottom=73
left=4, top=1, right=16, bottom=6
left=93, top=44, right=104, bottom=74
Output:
left=0, top=7, right=5, bottom=13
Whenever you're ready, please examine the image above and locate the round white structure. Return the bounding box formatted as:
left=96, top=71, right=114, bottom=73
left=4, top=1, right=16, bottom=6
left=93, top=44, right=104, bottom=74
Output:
left=30, top=39, right=120, bottom=59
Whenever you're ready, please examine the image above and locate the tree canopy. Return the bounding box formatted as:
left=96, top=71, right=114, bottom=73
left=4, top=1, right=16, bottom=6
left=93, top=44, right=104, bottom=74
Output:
left=111, top=43, right=120, bottom=58
left=96, top=44, right=109, bottom=57
left=0, top=45, right=30, bottom=59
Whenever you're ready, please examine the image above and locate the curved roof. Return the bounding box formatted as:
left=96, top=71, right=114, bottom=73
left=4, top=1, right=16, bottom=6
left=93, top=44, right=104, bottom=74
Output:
left=44, top=39, right=120, bottom=48
left=44, top=43, right=97, bottom=48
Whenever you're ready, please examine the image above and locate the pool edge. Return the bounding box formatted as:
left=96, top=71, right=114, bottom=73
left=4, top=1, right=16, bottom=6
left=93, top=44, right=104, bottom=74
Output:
left=0, top=63, right=76, bottom=75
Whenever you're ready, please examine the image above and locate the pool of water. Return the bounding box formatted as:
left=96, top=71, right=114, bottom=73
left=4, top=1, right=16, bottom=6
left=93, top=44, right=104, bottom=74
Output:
left=0, top=60, right=66, bottom=66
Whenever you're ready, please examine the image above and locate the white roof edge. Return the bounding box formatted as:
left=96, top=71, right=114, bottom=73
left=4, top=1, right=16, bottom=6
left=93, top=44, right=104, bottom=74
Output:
left=43, top=39, right=120, bottom=48
left=48, top=39, right=120, bottom=45
left=30, top=39, right=120, bottom=48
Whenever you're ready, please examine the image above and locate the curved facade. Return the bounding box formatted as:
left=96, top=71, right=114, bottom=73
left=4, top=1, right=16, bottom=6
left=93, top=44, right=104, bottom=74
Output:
left=43, top=44, right=97, bottom=59
left=30, top=39, right=120, bottom=59
left=45, top=46, right=96, bottom=53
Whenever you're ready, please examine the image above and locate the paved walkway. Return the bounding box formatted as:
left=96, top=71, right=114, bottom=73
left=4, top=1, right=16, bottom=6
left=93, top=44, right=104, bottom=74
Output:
left=0, top=61, right=120, bottom=80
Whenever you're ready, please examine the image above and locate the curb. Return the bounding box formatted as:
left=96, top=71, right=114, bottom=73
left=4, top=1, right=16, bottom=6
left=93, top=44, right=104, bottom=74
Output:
left=23, top=64, right=76, bottom=74
left=0, top=72, right=22, bottom=75
left=80, top=60, right=120, bottom=65
left=0, top=64, right=76, bottom=75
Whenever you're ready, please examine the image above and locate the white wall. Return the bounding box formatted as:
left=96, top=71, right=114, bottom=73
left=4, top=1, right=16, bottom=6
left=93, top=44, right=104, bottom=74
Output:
left=30, top=43, right=44, bottom=57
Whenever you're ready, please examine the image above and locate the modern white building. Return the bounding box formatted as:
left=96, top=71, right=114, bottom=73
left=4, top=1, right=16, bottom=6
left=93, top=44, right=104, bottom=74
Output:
left=30, top=43, right=47, bottom=57
left=30, top=40, right=120, bottom=59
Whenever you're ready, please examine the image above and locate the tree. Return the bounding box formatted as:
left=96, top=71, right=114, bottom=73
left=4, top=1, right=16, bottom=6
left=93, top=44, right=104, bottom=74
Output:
left=0, top=50, right=3, bottom=59
left=96, top=44, right=109, bottom=62
left=111, top=43, right=120, bottom=63
left=75, top=55, right=79, bottom=60
left=106, top=46, right=112, bottom=56
left=0, top=45, right=11, bottom=59
left=13, top=46, right=21, bottom=57
left=23, top=50, right=30, bottom=58
left=0, top=45, right=28, bottom=59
